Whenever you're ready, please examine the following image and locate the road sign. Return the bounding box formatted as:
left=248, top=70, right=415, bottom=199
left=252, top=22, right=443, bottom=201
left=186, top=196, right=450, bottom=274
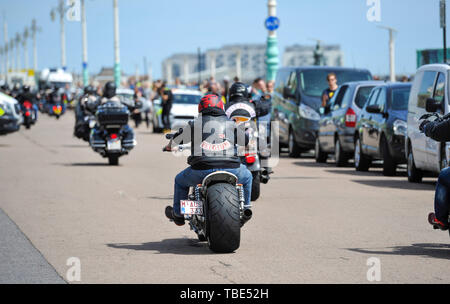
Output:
left=66, top=0, right=81, bottom=22
left=265, top=16, right=280, bottom=31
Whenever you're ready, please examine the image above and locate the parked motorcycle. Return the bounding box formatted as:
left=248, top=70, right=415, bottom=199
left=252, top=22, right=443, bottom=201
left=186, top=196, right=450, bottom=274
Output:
left=90, top=101, right=136, bottom=165
left=163, top=133, right=252, bottom=253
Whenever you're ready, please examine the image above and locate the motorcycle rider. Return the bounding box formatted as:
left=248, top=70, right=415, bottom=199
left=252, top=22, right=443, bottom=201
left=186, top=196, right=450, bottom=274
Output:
left=91, top=81, right=135, bottom=146
left=74, top=85, right=98, bottom=140
left=420, top=118, right=450, bottom=230
left=164, top=94, right=253, bottom=226
left=17, top=85, right=38, bottom=121
left=227, top=82, right=273, bottom=175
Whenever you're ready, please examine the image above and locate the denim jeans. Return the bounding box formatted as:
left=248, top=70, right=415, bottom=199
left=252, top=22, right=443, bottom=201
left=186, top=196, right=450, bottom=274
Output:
left=435, top=167, right=450, bottom=224
left=173, top=164, right=252, bottom=217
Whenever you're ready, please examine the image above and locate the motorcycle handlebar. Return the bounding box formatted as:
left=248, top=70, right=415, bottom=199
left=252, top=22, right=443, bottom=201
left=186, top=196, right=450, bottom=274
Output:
left=165, top=133, right=174, bottom=140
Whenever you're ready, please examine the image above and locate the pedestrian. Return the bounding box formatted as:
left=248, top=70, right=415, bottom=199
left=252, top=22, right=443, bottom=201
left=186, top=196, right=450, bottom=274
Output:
left=322, top=73, right=338, bottom=108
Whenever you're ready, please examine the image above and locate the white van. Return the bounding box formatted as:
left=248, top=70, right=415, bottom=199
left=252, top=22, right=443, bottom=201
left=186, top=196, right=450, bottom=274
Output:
left=406, top=64, right=450, bottom=183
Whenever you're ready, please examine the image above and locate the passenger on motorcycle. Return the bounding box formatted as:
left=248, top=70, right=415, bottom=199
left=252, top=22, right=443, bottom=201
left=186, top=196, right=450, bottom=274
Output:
left=164, top=94, right=253, bottom=226
left=420, top=118, right=450, bottom=230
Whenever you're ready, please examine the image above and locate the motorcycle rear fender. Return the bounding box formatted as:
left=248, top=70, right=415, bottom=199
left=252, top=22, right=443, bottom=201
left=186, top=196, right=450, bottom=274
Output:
left=202, top=171, right=238, bottom=188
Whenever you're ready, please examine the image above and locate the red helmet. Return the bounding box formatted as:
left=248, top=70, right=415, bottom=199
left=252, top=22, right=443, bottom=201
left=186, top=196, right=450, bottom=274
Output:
left=198, top=94, right=224, bottom=113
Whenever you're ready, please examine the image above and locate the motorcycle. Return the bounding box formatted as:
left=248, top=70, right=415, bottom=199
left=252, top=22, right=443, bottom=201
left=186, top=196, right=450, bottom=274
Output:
left=89, top=100, right=136, bottom=165
left=225, top=96, right=272, bottom=201
left=163, top=133, right=252, bottom=253
left=21, top=100, right=36, bottom=129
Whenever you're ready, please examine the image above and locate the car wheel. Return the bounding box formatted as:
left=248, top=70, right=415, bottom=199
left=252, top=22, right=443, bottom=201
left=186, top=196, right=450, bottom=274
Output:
left=335, top=138, right=348, bottom=167
left=381, top=136, right=396, bottom=176
left=407, top=147, right=423, bottom=183
left=315, top=138, right=328, bottom=163
left=288, top=129, right=301, bottom=158
left=354, top=138, right=371, bottom=172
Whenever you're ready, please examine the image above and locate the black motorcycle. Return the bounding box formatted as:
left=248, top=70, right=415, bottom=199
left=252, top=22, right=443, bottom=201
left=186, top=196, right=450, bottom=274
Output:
left=90, top=101, right=136, bottom=165
left=163, top=134, right=252, bottom=253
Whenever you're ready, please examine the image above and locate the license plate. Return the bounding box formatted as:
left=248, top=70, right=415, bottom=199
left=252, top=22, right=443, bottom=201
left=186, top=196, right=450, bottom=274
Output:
left=107, top=139, right=121, bottom=151
left=180, top=200, right=203, bottom=215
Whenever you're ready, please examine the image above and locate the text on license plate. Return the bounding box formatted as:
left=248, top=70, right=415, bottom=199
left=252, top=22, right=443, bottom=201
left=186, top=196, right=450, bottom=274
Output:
left=180, top=200, right=203, bottom=215
left=107, top=139, right=121, bottom=151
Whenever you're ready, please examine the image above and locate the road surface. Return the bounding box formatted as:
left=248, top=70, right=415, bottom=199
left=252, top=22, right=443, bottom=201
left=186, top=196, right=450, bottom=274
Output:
left=0, top=113, right=448, bottom=283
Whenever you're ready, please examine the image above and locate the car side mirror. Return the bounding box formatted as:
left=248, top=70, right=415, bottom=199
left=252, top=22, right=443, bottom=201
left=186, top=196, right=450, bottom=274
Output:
left=366, top=104, right=381, bottom=114
left=426, top=98, right=441, bottom=113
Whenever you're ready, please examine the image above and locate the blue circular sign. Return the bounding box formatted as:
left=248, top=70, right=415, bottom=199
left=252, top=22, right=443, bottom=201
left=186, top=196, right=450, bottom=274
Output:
left=265, top=16, right=280, bottom=31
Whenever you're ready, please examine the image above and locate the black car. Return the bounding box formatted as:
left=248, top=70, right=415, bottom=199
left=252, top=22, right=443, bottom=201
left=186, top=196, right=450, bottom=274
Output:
left=354, top=83, right=411, bottom=176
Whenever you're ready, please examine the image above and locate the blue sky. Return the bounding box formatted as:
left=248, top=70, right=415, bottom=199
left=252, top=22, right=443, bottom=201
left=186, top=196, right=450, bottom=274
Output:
left=0, top=0, right=447, bottom=78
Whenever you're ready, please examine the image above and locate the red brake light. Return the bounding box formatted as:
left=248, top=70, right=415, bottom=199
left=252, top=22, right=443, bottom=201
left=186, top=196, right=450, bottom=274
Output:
left=345, top=108, right=357, bottom=128
left=23, top=101, right=32, bottom=109
left=245, top=154, right=256, bottom=164
left=53, top=106, right=57, bottom=111
left=110, top=133, right=118, bottom=139
left=25, top=111, right=30, bottom=117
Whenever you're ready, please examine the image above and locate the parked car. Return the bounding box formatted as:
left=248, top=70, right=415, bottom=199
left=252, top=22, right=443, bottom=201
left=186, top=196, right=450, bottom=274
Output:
left=406, top=64, right=450, bottom=183
left=353, top=83, right=411, bottom=175
left=151, top=89, right=202, bottom=132
left=315, top=81, right=383, bottom=165
left=272, top=66, right=373, bottom=157
left=0, top=92, right=22, bottom=135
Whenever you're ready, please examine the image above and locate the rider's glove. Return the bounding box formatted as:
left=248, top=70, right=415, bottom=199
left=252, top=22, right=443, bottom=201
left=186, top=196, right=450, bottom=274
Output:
left=419, top=120, right=431, bottom=133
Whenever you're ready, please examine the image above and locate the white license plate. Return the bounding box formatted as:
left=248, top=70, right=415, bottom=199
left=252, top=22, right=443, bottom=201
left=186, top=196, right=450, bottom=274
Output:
left=107, top=139, right=121, bottom=151
left=180, top=200, right=203, bottom=215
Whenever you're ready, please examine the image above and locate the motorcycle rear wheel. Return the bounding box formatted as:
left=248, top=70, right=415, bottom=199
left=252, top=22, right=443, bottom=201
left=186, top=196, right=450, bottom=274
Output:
left=206, top=183, right=241, bottom=253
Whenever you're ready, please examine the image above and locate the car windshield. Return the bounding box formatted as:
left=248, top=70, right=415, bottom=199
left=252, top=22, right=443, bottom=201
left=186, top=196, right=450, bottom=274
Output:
left=354, top=86, right=376, bottom=108
left=390, top=87, right=411, bottom=111
left=173, top=94, right=201, bottom=104
left=299, top=70, right=372, bottom=98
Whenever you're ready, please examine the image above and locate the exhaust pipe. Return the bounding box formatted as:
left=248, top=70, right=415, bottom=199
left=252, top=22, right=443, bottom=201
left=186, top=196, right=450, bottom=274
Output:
left=241, top=208, right=252, bottom=226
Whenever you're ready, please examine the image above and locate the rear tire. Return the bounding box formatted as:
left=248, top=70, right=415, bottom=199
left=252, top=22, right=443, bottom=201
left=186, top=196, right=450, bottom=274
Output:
left=108, top=154, right=119, bottom=166
left=251, top=172, right=261, bottom=201
left=288, top=129, right=301, bottom=158
left=354, top=138, right=371, bottom=172
left=382, top=137, right=396, bottom=176
left=206, top=183, right=240, bottom=253
left=407, top=147, right=423, bottom=183
left=335, top=138, right=348, bottom=167
left=315, top=138, right=328, bottom=163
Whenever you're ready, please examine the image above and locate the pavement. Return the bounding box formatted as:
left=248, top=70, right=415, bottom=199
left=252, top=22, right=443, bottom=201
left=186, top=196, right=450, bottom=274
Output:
left=0, top=113, right=449, bottom=283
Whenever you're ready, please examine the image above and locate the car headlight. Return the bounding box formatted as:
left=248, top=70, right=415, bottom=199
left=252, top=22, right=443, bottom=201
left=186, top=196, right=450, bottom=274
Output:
left=299, top=103, right=320, bottom=121
left=393, top=119, right=407, bottom=136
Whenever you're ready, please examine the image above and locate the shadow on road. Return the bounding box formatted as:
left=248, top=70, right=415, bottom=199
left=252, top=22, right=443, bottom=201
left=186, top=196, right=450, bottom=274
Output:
left=351, top=179, right=435, bottom=190
left=147, top=195, right=173, bottom=200
left=61, top=144, right=88, bottom=148
left=347, top=243, right=450, bottom=260
left=107, top=238, right=213, bottom=255
left=61, top=162, right=111, bottom=167
left=293, top=161, right=332, bottom=168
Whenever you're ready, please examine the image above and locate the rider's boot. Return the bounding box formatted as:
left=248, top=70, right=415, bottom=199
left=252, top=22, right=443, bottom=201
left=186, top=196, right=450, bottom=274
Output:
left=428, top=212, right=449, bottom=230
left=165, top=206, right=185, bottom=226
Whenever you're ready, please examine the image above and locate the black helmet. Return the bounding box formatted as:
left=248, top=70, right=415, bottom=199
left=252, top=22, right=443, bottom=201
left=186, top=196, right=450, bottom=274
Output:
left=229, top=82, right=250, bottom=101
left=103, top=81, right=116, bottom=99
left=22, top=85, right=30, bottom=93
left=84, top=85, right=96, bottom=95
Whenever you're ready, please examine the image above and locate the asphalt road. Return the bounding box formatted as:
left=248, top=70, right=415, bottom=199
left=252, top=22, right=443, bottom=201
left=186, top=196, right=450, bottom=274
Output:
left=0, top=113, right=449, bottom=284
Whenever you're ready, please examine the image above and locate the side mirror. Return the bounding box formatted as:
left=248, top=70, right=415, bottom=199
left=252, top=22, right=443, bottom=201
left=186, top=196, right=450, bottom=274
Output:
left=426, top=98, right=441, bottom=113
left=366, top=104, right=381, bottom=114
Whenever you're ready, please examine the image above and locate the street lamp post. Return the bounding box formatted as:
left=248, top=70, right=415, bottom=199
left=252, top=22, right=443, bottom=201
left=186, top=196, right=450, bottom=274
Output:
left=265, top=0, right=279, bottom=82
left=3, top=20, right=8, bottom=79
left=51, top=0, right=67, bottom=70
left=113, top=0, right=121, bottom=87
left=378, top=25, right=397, bottom=82
left=15, top=33, right=21, bottom=72
left=81, top=0, right=89, bottom=86
left=23, top=27, right=29, bottom=71
left=31, top=19, right=39, bottom=72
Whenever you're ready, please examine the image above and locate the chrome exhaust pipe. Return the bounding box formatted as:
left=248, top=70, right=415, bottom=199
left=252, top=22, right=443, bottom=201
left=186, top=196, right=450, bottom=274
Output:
left=241, top=208, right=252, bottom=226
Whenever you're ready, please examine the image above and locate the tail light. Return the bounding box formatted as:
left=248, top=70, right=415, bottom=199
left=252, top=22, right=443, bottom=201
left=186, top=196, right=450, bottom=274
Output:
left=53, top=106, right=57, bottom=111
left=245, top=153, right=256, bottom=164
left=345, top=108, right=357, bottom=128
left=23, top=101, right=32, bottom=109
left=110, top=133, right=118, bottom=139
left=25, top=111, right=30, bottom=117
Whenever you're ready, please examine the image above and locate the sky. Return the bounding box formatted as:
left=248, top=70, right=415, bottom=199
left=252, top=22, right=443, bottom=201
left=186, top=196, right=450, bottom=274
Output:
left=0, top=0, right=447, bottom=79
